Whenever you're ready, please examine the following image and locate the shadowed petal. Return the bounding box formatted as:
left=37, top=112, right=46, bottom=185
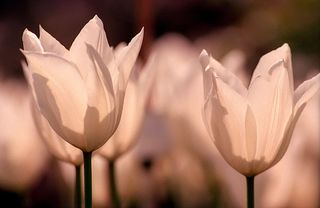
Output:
left=32, top=104, right=83, bottom=165
left=22, top=52, right=87, bottom=148
left=203, top=69, right=250, bottom=174
left=248, top=61, right=293, bottom=164
left=70, top=15, right=111, bottom=78
left=84, top=45, right=119, bottom=151
left=245, top=105, right=257, bottom=163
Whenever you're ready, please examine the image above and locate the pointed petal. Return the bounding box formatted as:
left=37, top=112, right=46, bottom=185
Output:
left=39, top=26, right=69, bottom=57
left=22, top=29, right=43, bottom=52
left=200, top=50, right=213, bottom=100
left=199, top=50, right=247, bottom=97
left=251, top=43, right=293, bottom=92
left=199, top=49, right=210, bottom=70
left=22, top=51, right=88, bottom=149
left=69, top=15, right=111, bottom=78
left=294, top=73, right=320, bottom=115
left=116, top=28, right=144, bottom=84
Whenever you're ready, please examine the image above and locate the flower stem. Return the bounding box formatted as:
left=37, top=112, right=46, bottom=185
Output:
left=246, top=176, right=255, bottom=208
left=83, top=151, right=92, bottom=208
left=75, top=165, right=82, bottom=208
left=108, top=160, right=121, bottom=208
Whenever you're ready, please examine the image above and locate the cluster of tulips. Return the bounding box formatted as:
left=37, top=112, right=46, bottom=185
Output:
left=3, top=15, right=319, bottom=207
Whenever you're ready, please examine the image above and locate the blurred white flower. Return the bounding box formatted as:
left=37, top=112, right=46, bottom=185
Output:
left=200, top=43, right=320, bottom=176
left=0, top=80, right=48, bottom=192
left=147, top=34, right=249, bottom=206
left=21, top=15, right=143, bottom=152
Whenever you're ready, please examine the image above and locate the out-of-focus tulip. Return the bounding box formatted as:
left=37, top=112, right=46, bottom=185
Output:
left=148, top=34, right=248, bottom=206
left=0, top=80, right=48, bottom=192
left=98, top=57, right=154, bottom=161
left=200, top=43, right=320, bottom=176
left=21, top=15, right=144, bottom=152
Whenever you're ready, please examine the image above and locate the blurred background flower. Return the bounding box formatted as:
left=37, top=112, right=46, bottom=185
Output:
left=0, top=0, right=319, bottom=207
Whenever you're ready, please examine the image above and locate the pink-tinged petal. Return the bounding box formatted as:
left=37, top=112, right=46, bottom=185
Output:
left=199, top=50, right=213, bottom=100
left=203, top=70, right=250, bottom=174
left=32, top=104, right=83, bottom=165
left=245, top=105, right=257, bottom=163
left=251, top=43, right=293, bottom=92
left=22, top=29, right=43, bottom=52
left=116, top=28, right=144, bottom=85
left=98, top=79, right=141, bottom=160
left=248, top=61, right=293, bottom=165
left=84, top=45, right=119, bottom=152
left=269, top=74, right=320, bottom=167
left=294, top=73, right=320, bottom=115
left=69, top=15, right=111, bottom=78
left=199, top=50, right=247, bottom=97
left=39, top=26, right=69, bottom=57
left=22, top=51, right=88, bottom=149
left=100, top=57, right=155, bottom=159
left=199, top=49, right=210, bottom=70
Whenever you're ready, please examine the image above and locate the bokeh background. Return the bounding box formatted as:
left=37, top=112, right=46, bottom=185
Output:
left=0, top=0, right=319, bottom=207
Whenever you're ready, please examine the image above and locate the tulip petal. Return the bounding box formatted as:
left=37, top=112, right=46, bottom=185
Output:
left=245, top=105, right=257, bottom=162
left=22, top=29, right=43, bottom=52
left=22, top=52, right=88, bottom=148
left=248, top=60, right=293, bottom=164
left=251, top=43, right=294, bottom=92
left=294, top=73, right=320, bottom=115
left=200, top=50, right=213, bottom=100
left=39, top=26, right=69, bottom=57
left=70, top=15, right=111, bottom=78
left=99, top=78, right=142, bottom=160
left=269, top=74, right=320, bottom=167
left=116, top=28, right=144, bottom=85
left=199, top=50, right=247, bottom=97
left=32, top=105, right=83, bottom=165
left=205, top=69, right=249, bottom=171
left=84, top=45, right=120, bottom=151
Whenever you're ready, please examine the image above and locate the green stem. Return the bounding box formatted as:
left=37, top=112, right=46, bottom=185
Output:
left=83, top=151, right=92, bottom=208
left=108, top=160, right=121, bottom=208
left=246, top=176, right=254, bottom=208
left=75, top=165, right=82, bottom=208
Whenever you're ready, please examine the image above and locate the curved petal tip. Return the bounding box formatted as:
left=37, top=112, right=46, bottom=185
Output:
left=199, top=49, right=209, bottom=70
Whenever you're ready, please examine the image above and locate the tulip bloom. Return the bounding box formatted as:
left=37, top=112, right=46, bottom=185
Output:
left=21, top=15, right=143, bottom=208
left=201, top=44, right=320, bottom=208
left=200, top=43, right=319, bottom=177
left=21, top=15, right=144, bottom=152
